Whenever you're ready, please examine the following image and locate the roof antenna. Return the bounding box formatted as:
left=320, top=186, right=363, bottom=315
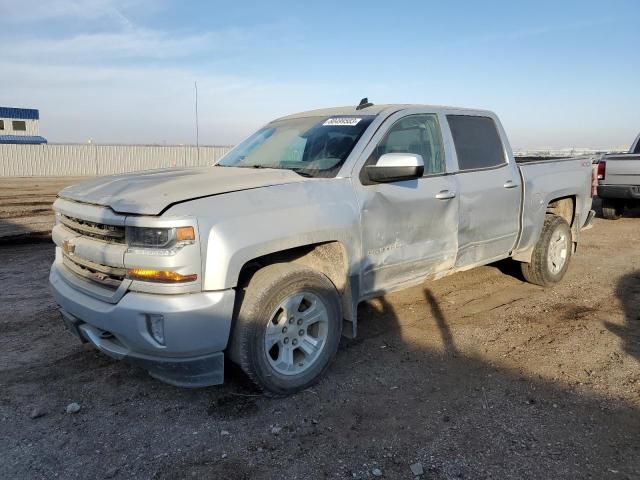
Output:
left=356, top=97, right=373, bottom=110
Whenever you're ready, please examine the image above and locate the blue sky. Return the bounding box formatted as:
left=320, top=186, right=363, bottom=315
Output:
left=1, top=0, right=638, bottom=149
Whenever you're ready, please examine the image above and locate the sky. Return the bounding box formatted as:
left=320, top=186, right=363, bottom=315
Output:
left=0, top=0, right=638, bottom=150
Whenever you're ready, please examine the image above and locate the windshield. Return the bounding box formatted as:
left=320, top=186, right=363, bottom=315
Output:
left=217, top=115, right=376, bottom=177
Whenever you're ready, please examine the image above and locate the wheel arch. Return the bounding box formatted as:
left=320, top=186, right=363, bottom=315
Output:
left=235, top=241, right=359, bottom=339
left=513, top=194, right=577, bottom=263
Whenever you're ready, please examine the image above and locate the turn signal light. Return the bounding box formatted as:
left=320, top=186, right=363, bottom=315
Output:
left=127, top=268, right=197, bottom=283
left=176, top=226, right=196, bottom=242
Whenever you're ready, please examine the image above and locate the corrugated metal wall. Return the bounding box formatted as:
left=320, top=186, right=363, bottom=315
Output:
left=0, top=144, right=233, bottom=176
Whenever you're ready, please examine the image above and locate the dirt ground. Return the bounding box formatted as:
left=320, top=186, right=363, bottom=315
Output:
left=0, top=190, right=639, bottom=479
left=0, top=177, right=85, bottom=241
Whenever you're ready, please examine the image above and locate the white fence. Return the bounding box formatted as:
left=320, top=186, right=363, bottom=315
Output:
left=0, top=144, right=233, bottom=177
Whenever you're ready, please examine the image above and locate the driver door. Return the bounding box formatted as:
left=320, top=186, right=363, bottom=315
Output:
left=353, top=111, right=459, bottom=296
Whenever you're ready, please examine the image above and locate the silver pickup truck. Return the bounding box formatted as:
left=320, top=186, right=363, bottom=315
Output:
left=597, top=132, right=640, bottom=219
left=50, top=103, right=595, bottom=395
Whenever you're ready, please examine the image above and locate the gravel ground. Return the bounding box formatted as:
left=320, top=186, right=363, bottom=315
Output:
left=0, top=196, right=639, bottom=479
left=0, top=177, right=85, bottom=240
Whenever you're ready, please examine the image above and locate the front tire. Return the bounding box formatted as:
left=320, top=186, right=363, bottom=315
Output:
left=601, top=198, right=624, bottom=220
left=521, top=214, right=572, bottom=287
left=228, top=263, right=342, bottom=396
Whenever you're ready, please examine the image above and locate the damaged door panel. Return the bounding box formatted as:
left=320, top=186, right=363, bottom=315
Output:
left=360, top=175, right=458, bottom=294
left=356, top=111, right=458, bottom=295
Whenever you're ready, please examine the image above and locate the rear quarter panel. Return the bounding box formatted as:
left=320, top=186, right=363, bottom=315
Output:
left=515, top=157, right=593, bottom=259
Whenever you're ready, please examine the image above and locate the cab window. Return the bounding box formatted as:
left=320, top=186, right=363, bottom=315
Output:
left=372, top=114, right=446, bottom=175
left=446, top=115, right=506, bottom=170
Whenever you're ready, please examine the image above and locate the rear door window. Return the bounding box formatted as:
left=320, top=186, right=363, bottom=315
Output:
left=446, top=115, right=506, bottom=170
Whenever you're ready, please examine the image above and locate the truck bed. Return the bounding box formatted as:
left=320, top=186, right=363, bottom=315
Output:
left=515, top=154, right=599, bottom=164
left=515, top=156, right=594, bottom=259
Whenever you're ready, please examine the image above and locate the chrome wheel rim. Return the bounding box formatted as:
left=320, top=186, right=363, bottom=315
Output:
left=264, top=291, right=329, bottom=376
left=547, top=229, right=569, bottom=274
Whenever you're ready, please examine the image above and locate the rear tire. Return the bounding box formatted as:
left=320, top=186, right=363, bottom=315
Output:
left=601, top=199, right=624, bottom=220
left=228, top=263, right=342, bottom=396
left=521, top=214, right=572, bottom=287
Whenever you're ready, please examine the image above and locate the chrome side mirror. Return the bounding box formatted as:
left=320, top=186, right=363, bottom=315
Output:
left=365, top=153, right=424, bottom=183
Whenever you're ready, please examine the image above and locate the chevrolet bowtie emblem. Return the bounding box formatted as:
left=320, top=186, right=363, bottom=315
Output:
left=63, top=240, right=76, bottom=255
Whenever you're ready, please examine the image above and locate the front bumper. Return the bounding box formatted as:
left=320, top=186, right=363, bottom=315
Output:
left=597, top=184, right=640, bottom=200
left=50, top=263, right=236, bottom=387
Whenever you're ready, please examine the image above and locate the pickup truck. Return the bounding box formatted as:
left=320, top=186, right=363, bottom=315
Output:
left=597, top=132, right=640, bottom=219
left=49, top=102, right=595, bottom=395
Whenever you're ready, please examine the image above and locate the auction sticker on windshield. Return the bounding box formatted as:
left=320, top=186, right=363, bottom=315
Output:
left=323, top=117, right=362, bottom=126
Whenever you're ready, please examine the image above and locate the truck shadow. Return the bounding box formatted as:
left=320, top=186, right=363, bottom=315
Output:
left=606, top=270, right=640, bottom=361
left=423, top=288, right=458, bottom=356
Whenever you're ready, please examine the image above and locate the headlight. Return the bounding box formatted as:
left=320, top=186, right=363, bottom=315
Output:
left=126, top=226, right=195, bottom=249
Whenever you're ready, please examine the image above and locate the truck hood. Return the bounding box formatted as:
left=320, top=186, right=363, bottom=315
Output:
left=58, top=166, right=307, bottom=215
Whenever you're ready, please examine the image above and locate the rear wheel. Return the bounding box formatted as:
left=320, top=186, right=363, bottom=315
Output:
left=228, top=263, right=342, bottom=396
left=521, top=214, right=572, bottom=287
left=601, top=198, right=624, bottom=220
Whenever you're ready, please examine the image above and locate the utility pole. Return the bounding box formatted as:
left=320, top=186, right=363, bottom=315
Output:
left=195, top=81, right=200, bottom=164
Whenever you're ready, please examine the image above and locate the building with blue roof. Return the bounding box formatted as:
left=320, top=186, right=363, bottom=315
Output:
left=0, top=107, right=47, bottom=144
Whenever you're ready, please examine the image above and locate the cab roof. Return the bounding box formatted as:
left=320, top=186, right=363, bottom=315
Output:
left=274, top=103, right=494, bottom=121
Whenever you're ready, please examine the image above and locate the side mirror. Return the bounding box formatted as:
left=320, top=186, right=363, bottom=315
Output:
left=365, top=153, right=424, bottom=183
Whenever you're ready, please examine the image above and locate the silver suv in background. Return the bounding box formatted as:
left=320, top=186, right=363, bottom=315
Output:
left=50, top=102, right=595, bottom=395
left=597, top=132, right=640, bottom=219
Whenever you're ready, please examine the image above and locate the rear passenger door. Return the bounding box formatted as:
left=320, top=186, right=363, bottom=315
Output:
left=445, top=114, right=521, bottom=268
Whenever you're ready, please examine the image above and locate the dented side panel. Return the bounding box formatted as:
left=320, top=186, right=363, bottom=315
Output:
left=358, top=175, right=459, bottom=294
left=349, top=107, right=460, bottom=295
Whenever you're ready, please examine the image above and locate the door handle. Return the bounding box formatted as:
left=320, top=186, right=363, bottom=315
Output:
left=435, top=190, right=456, bottom=200
left=503, top=180, right=519, bottom=189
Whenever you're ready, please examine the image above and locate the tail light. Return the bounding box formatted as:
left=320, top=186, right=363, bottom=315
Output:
left=592, top=161, right=606, bottom=197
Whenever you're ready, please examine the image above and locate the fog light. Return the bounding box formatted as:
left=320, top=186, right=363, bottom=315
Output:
left=146, top=314, right=165, bottom=345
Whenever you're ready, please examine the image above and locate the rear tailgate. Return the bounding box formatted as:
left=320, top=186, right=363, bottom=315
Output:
left=600, top=154, right=640, bottom=186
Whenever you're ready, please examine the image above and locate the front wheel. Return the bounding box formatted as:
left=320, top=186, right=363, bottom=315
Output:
left=601, top=198, right=624, bottom=220
left=521, top=214, right=572, bottom=287
left=227, top=263, right=342, bottom=396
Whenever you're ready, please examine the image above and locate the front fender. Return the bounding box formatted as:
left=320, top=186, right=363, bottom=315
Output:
left=165, top=179, right=362, bottom=291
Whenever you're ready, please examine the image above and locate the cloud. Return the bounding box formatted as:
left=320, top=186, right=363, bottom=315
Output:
left=0, top=0, right=147, bottom=26
left=0, top=0, right=317, bottom=143
left=463, top=17, right=615, bottom=45
left=0, top=0, right=256, bottom=63
left=3, top=28, right=245, bottom=62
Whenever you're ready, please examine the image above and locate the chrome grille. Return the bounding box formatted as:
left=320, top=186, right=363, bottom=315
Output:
left=60, top=214, right=125, bottom=244
left=62, top=253, right=126, bottom=289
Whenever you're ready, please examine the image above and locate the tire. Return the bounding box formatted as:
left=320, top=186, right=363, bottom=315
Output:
left=521, top=214, right=572, bottom=287
left=601, top=198, right=624, bottom=220
left=227, top=263, right=342, bottom=396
